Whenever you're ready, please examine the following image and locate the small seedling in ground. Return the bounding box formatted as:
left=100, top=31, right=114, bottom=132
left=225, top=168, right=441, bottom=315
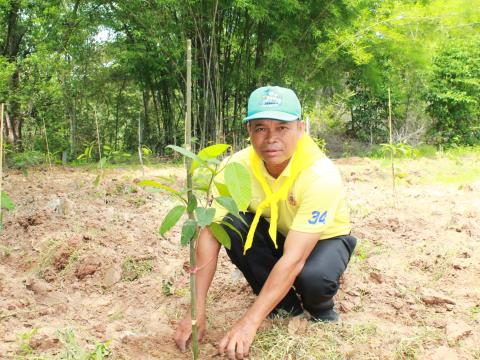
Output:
left=16, top=328, right=38, bottom=356
left=140, top=143, right=251, bottom=359
left=57, top=328, right=111, bottom=360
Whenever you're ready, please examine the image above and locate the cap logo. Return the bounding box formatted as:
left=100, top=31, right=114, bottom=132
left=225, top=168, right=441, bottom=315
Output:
left=261, top=90, right=282, bottom=107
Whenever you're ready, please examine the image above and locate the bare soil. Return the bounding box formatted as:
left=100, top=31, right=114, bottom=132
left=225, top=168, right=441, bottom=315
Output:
left=1, top=158, right=479, bottom=359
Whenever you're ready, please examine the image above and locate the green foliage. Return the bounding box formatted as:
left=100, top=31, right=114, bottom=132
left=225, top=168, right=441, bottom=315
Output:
left=209, top=222, right=231, bottom=249
left=214, top=197, right=239, bottom=218
left=76, top=143, right=96, bottom=163
left=57, top=328, right=111, bottom=360
left=415, top=144, right=438, bottom=158
left=426, top=35, right=480, bottom=146
left=194, top=208, right=216, bottom=228
left=312, top=137, right=328, bottom=154
left=3, top=0, right=479, bottom=162
left=102, top=145, right=131, bottom=164
left=181, top=219, right=197, bottom=246
left=160, top=206, right=186, bottom=236
left=16, top=328, right=38, bottom=356
left=166, top=145, right=203, bottom=164
left=224, top=162, right=252, bottom=212
left=141, top=143, right=251, bottom=248
left=379, top=143, right=419, bottom=159
left=192, top=144, right=230, bottom=172
left=7, top=151, right=45, bottom=173
left=1, top=191, right=14, bottom=211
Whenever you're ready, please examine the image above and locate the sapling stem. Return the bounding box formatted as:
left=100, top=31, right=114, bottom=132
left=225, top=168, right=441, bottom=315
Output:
left=185, top=39, right=199, bottom=360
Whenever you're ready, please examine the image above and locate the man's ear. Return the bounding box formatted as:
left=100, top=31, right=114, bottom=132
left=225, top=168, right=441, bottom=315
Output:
left=297, top=120, right=306, bottom=133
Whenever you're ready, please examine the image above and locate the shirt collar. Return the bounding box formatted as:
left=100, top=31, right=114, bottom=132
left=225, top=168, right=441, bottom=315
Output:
left=260, top=157, right=293, bottom=181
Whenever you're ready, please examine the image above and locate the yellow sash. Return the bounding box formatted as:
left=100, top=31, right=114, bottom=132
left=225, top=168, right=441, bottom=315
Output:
left=244, top=134, right=325, bottom=254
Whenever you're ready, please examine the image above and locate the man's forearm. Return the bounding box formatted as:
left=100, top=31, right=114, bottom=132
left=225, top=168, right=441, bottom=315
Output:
left=195, top=228, right=221, bottom=315
left=244, top=256, right=304, bottom=326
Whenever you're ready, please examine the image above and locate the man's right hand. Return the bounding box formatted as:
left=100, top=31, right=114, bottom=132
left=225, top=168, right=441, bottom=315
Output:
left=173, top=312, right=206, bottom=352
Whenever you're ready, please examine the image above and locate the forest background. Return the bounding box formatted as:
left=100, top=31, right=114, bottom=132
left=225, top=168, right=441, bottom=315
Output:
left=1, top=0, right=480, bottom=165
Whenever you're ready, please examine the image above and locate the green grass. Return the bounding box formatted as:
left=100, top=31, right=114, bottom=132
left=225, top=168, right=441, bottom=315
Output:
left=250, top=321, right=378, bottom=359
left=56, top=328, right=111, bottom=360
left=121, top=256, right=153, bottom=281
left=371, top=145, right=480, bottom=186
left=247, top=319, right=447, bottom=360
left=14, top=328, right=112, bottom=360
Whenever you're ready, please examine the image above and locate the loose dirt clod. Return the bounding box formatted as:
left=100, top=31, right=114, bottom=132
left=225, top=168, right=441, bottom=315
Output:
left=74, top=256, right=101, bottom=280
left=421, top=289, right=456, bottom=306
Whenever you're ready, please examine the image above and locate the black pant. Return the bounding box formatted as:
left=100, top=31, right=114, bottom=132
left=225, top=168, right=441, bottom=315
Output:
left=222, top=212, right=357, bottom=319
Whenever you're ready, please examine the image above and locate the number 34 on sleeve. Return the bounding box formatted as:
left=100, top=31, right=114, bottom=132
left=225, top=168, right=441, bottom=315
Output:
left=308, top=210, right=327, bottom=225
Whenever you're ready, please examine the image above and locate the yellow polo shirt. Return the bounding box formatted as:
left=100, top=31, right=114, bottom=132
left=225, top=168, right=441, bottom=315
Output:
left=212, top=148, right=351, bottom=239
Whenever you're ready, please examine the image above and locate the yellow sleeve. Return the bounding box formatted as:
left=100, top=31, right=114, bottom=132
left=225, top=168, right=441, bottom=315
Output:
left=290, top=160, right=344, bottom=234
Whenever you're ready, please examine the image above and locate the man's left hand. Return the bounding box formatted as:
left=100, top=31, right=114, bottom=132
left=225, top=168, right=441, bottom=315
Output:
left=218, top=316, right=259, bottom=359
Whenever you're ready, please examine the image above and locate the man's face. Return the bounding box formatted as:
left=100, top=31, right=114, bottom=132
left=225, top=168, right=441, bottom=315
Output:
left=247, top=119, right=305, bottom=167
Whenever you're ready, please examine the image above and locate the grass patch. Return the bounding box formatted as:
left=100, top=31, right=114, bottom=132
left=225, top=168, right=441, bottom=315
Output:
left=14, top=328, right=112, bottom=360
left=0, top=244, right=12, bottom=258
left=249, top=320, right=446, bottom=359
left=250, top=321, right=378, bottom=359
left=56, top=328, right=111, bottom=360
left=121, top=256, right=153, bottom=281
left=350, top=239, right=382, bottom=265
left=15, top=328, right=39, bottom=358
left=37, top=238, right=81, bottom=279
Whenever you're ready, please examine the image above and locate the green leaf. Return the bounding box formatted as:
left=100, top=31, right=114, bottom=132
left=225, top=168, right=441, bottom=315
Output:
left=160, top=205, right=186, bottom=235
left=192, top=168, right=212, bottom=192
left=214, top=182, right=231, bottom=197
left=187, top=194, right=197, bottom=213
left=181, top=219, right=197, bottom=246
left=192, top=144, right=231, bottom=172
left=154, top=175, right=175, bottom=184
left=220, top=220, right=243, bottom=243
left=167, top=145, right=203, bottom=163
left=194, top=207, right=216, bottom=228
left=1, top=191, right=14, bottom=211
left=138, top=180, right=179, bottom=195
left=199, top=144, right=231, bottom=159
left=214, top=196, right=239, bottom=216
left=209, top=222, right=231, bottom=249
left=224, top=162, right=251, bottom=211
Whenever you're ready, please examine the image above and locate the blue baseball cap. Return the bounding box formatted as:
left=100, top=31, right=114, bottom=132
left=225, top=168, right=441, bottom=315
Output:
left=243, top=86, right=301, bottom=123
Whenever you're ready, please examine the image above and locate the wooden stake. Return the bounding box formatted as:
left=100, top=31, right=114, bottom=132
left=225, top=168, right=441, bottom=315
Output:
left=185, top=39, right=199, bottom=360
left=0, top=104, right=4, bottom=227
left=42, top=117, right=53, bottom=170
left=388, top=88, right=396, bottom=205
left=138, top=111, right=145, bottom=177
left=94, top=107, right=102, bottom=169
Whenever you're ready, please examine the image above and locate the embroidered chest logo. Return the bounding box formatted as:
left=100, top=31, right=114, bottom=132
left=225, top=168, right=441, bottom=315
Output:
left=287, top=192, right=297, bottom=206
left=308, top=210, right=327, bottom=225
